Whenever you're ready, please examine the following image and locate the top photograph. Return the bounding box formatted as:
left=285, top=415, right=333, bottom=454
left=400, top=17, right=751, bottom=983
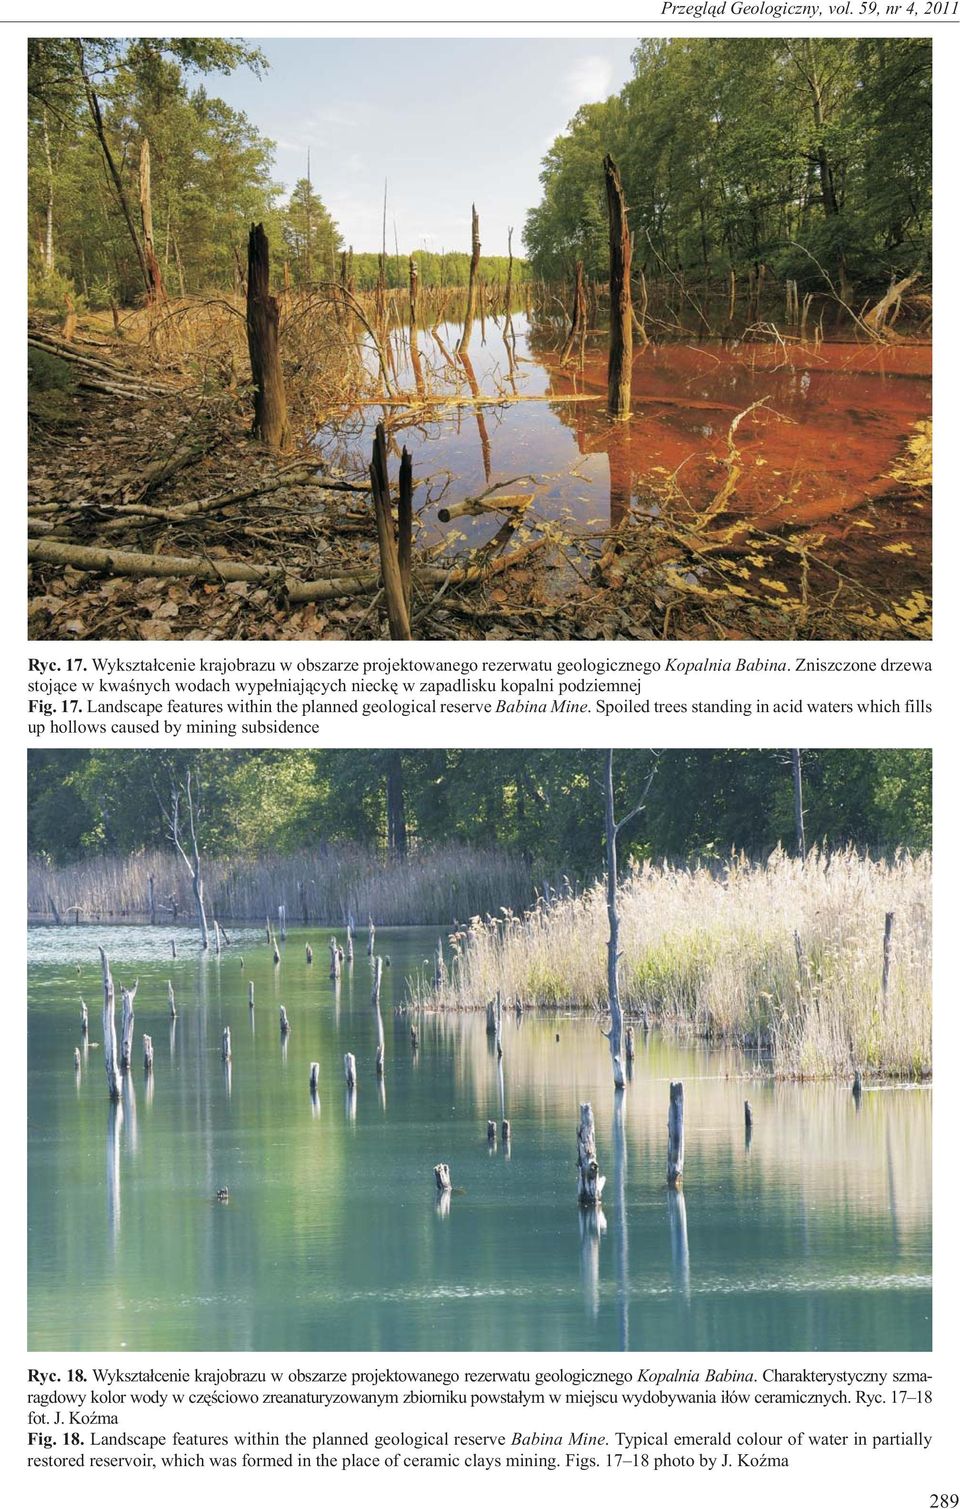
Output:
left=27, top=36, right=931, bottom=642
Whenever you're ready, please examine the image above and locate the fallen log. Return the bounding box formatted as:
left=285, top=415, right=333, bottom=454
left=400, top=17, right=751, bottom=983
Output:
left=29, top=533, right=547, bottom=604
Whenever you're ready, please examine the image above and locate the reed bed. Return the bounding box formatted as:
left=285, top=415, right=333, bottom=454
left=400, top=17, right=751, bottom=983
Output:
left=418, top=848, right=931, bottom=1081
left=28, top=842, right=532, bottom=930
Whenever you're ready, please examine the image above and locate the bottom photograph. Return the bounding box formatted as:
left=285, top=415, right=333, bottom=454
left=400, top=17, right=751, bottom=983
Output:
left=27, top=749, right=932, bottom=1353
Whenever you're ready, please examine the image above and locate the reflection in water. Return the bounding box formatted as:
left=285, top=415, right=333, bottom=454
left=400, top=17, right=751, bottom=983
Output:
left=123, top=1068, right=138, bottom=1154
left=310, top=1087, right=321, bottom=1120
left=612, top=1090, right=630, bottom=1351
left=578, top=1205, right=607, bottom=1318
left=106, top=1101, right=123, bottom=1243
left=320, top=314, right=930, bottom=614
left=28, top=923, right=931, bottom=1352
left=435, top=1188, right=451, bottom=1221
left=668, top=1189, right=690, bottom=1302
left=458, top=348, right=492, bottom=484
left=345, top=1086, right=357, bottom=1123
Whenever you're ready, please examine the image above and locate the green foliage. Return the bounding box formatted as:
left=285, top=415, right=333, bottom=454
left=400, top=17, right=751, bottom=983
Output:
left=27, top=37, right=279, bottom=303
left=27, top=749, right=931, bottom=873
left=524, top=37, right=931, bottom=292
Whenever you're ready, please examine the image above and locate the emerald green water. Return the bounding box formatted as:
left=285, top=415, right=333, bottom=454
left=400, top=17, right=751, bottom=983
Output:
left=28, top=924, right=931, bottom=1352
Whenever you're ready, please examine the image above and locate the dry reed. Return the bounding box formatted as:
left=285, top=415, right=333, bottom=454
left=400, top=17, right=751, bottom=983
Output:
left=28, top=842, right=531, bottom=931
left=417, top=847, right=931, bottom=1081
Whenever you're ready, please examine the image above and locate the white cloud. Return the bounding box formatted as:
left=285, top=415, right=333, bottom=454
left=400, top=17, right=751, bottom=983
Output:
left=564, top=55, right=615, bottom=106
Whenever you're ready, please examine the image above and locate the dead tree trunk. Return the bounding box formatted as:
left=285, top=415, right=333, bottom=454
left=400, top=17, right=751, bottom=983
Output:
left=577, top=1103, right=605, bottom=1206
left=604, top=155, right=633, bottom=419
left=99, top=947, right=122, bottom=1101
left=603, top=751, right=659, bottom=1086
left=459, top=204, right=481, bottom=353
left=791, top=748, right=806, bottom=862
left=504, top=226, right=514, bottom=314
left=560, top=259, right=587, bottom=366
left=246, top=223, right=291, bottom=452
left=667, top=1081, right=685, bottom=1186
left=119, top=980, right=137, bottom=1072
left=369, top=422, right=412, bottom=639
left=138, top=139, right=166, bottom=305
left=158, top=769, right=209, bottom=950
left=372, top=956, right=385, bottom=1077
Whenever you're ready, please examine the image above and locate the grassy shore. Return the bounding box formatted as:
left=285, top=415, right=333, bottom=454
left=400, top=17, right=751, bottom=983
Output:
left=27, top=842, right=532, bottom=931
left=419, top=848, right=931, bottom=1081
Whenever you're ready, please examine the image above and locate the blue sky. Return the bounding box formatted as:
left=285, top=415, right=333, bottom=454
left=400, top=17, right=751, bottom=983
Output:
left=210, top=38, right=638, bottom=256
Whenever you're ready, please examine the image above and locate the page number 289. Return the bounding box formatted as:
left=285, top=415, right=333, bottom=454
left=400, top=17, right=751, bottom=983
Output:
left=930, top=1497, right=958, bottom=1506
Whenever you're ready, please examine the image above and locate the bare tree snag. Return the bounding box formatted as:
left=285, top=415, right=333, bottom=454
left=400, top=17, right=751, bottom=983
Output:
left=99, top=947, right=122, bottom=1101
left=398, top=447, right=413, bottom=617
left=138, top=139, right=167, bottom=305
left=504, top=226, right=514, bottom=314
left=459, top=204, right=481, bottom=353
left=667, top=1081, right=685, bottom=1186
left=372, top=956, right=385, bottom=1078
left=577, top=1103, right=605, bottom=1206
left=369, top=422, right=412, bottom=640
left=408, top=255, right=419, bottom=327
left=791, top=748, right=806, bottom=861
left=882, top=910, right=895, bottom=1007
left=560, top=260, right=587, bottom=366
left=119, top=980, right=137, bottom=1071
left=604, top=155, right=633, bottom=419
left=158, top=770, right=209, bottom=950
left=603, top=750, right=659, bottom=1086
left=246, top=223, right=291, bottom=452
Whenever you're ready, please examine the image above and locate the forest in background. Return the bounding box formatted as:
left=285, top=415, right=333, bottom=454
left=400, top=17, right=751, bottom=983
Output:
left=27, top=37, right=523, bottom=313
left=28, top=748, right=932, bottom=873
left=525, top=37, right=930, bottom=294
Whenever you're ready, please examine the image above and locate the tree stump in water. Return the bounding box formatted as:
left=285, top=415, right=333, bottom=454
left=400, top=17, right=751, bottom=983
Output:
left=167, top=980, right=176, bottom=1019
left=279, top=1006, right=290, bottom=1036
left=248, top=980, right=255, bottom=1008
left=603, top=155, right=633, bottom=420
left=625, top=1025, right=635, bottom=1061
left=119, top=981, right=137, bottom=1073
left=246, top=223, right=290, bottom=452
left=577, top=1103, right=605, bottom=1206
left=305, top=943, right=313, bottom=964
left=80, top=999, right=88, bottom=1036
left=143, top=1034, right=154, bottom=1074
left=99, top=947, right=122, bottom=1102
left=222, top=1027, right=231, bottom=1062
left=344, top=1052, right=357, bottom=1088
left=667, top=1081, right=685, bottom=1187
left=434, top=1163, right=452, bottom=1193
left=309, top=1062, right=320, bottom=1093
left=329, top=937, right=341, bottom=979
